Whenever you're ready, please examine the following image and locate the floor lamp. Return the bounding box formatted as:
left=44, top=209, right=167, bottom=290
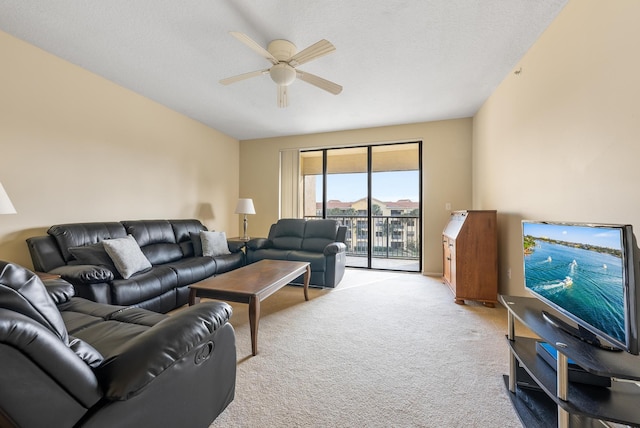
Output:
left=234, top=198, right=255, bottom=241
left=0, top=182, right=16, bottom=214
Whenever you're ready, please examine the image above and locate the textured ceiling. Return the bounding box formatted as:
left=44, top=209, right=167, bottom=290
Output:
left=0, top=0, right=567, bottom=140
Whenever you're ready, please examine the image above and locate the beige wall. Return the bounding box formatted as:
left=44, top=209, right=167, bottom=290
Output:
left=240, top=119, right=473, bottom=275
left=0, top=31, right=240, bottom=268
left=473, top=0, right=640, bottom=296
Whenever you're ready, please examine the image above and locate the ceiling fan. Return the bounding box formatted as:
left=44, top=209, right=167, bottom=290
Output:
left=220, top=32, right=342, bottom=108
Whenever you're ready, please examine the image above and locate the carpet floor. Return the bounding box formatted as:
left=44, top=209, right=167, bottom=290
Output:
left=205, top=269, right=524, bottom=427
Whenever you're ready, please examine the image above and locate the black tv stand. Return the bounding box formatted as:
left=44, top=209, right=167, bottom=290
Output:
left=501, top=295, right=640, bottom=428
left=541, top=310, right=622, bottom=352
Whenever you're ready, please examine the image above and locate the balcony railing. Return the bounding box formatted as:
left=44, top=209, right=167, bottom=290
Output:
left=305, top=215, right=421, bottom=271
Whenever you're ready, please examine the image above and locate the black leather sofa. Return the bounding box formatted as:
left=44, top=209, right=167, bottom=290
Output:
left=245, top=218, right=347, bottom=287
left=27, top=219, right=245, bottom=313
left=0, top=261, right=236, bottom=428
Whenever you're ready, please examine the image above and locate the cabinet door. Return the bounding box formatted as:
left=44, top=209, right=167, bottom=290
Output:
left=449, top=239, right=456, bottom=291
left=442, top=236, right=456, bottom=291
left=442, top=236, right=451, bottom=282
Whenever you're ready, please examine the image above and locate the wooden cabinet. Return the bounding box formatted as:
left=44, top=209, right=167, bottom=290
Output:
left=442, top=210, right=497, bottom=306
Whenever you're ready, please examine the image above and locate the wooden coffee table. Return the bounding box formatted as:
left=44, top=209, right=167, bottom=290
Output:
left=188, top=259, right=311, bottom=356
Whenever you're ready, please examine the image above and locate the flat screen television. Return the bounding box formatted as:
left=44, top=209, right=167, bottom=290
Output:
left=522, top=220, right=640, bottom=354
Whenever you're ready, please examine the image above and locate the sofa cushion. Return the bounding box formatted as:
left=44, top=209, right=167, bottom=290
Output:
left=70, top=319, right=153, bottom=360
left=62, top=310, right=110, bottom=334
left=209, top=252, right=245, bottom=275
left=142, top=243, right=184, bottom=265
left=170, top=219, right=207, bottom=257
left=122, top=220, right=176, bottom=246
left=200, top=231, right=231, bottom=257
left=109, top=306, right=167, bottom=326
left=248, top=248, right=291, bottom=263
left=302, top=219, right=339, bottom=252
left=123, top=220, right=184, bottom=265
left=287, top=250, right=327, bottom=272
left=58, top=297, right=128, bottom=326
left=109, top=266, right=177, bottom=308
left=271, top=219, right=306, bottom=250
left=103, top=235, right=152, bottom=279
left=165, top=257, right=217, bottom=287
left=48, top=222, right=128, bottom=262
left=60, top=298, right=167, bottom=358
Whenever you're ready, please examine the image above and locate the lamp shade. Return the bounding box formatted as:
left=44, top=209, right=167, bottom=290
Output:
left=234, top=198, right=255, bottom=215
left=269, top=63, right=296, bottom=86
left=0, top=182, right=16, bottom=214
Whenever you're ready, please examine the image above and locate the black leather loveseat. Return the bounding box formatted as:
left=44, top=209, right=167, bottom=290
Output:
left=245, top=218, right=347, bottom=287
left=27, top=219, right=245, bottom=313
left=0, top=261, right=236, bottom=428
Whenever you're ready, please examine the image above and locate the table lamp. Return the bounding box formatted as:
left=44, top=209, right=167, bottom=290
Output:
left=234, top=198, right=255, bottom=241
left=0, top=182, right=16, bottom=214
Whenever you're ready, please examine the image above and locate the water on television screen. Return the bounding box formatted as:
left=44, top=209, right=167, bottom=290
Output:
left=523, top=222, right=625, bottom=343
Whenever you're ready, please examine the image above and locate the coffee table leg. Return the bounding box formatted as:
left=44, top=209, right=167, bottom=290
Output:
left=249, top=295, right=260, bottom=356
left=303, top=265, right=310, bottom=301
left=188, top=288, right=197, bottom=306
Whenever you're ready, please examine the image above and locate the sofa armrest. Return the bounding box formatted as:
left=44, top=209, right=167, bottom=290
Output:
left=246, top=238, right=270, bottom=251
left=324, top=242, right=346, bottom=256
left=50, top=264, right=114, bottom=285
left=43, top=277, right=76, bottom=304
left=95, top=301, right=233, bottom=400
left=227, top=240, right=245, bottom=253
left=27, top=235, right=66, bottom=272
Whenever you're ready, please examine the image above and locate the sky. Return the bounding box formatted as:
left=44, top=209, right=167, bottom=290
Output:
left=318, top=170, right=419, bottom=202
left=523, top=221, right=625, bottom=250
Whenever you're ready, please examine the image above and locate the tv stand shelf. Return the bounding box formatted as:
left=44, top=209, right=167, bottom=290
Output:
left=500, top=295, right=640, bottom=428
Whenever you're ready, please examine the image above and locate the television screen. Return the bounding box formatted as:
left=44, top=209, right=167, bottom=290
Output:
left=522, top=221, right=638, bottom=353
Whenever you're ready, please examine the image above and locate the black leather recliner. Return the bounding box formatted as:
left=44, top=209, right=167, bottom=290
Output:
left=0, top=261, right=236, bottom=428
left=246, top=218, right=347, bottom=287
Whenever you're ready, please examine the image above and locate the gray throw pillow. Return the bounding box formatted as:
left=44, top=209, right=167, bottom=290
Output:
left=103, top=235, right=152, bottom=279
left=200, top=231, right=231, bottom=257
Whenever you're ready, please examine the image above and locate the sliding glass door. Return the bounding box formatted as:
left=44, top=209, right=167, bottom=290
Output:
left=370, top=144, right=420, bottom=270
left=301, top=142, right=421, bottom=272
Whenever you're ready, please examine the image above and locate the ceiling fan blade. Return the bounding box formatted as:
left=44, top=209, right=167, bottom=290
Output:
left=288, top=39, right=335, bottom=67
left=230, top=32, right=279, bottom=65
left=277, top=85, right=289, bottom=108
left=219, top=69, right=268, bottom=85
left=296, top=70, right=343, bottom=95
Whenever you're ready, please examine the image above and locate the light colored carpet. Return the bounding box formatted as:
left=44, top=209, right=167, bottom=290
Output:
left=205, top=269, right=524, bottom=427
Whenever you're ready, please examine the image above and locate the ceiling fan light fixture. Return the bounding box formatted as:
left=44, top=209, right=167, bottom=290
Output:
left=222, top=32, right=341, bottom=106
left=269, top=63, right=296, bottom=86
